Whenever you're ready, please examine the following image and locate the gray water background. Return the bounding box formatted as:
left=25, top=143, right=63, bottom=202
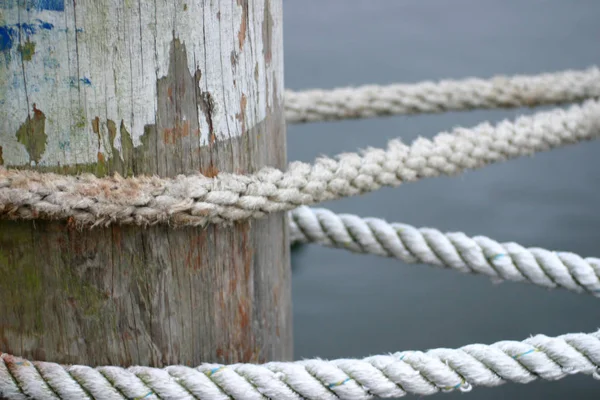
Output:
left=284, top=1, right=600, bottom=399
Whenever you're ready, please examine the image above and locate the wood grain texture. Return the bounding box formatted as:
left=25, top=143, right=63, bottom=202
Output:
left=0, top=0, right=291, bottom=367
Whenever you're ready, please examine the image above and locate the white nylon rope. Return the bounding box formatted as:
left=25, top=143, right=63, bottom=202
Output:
left=289, top=206, right=600, bottom=296
left=285, top=67, right=600, bottom=123
left=1, top=330, right=599, bottom=399
left=1, top=99, right=600, bottom=227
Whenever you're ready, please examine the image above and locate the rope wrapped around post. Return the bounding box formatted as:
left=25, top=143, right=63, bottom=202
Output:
left=0, top=330, right=599, bottom=399
left=1, top=99, right=600, bottom=227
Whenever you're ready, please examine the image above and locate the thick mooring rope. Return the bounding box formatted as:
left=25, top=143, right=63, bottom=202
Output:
left=285, top=67, right=600, bottom=123
left=1, top=330, right=599, bottom=400
left=2, top=99, right=600, bottom=227
left=289, top=206, right=600, bottom=296
left=1, top=68, right=600, bottom=399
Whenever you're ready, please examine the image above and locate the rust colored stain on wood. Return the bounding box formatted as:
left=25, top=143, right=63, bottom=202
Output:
left=238, top=300, right=250, bottom=329
left=241, top=222, right=253, bottom=282
left=236, top=94, right=248, bottom=134
left=237, top=0, right=249, bottom=50
left=0, top=146, right=3, bottom=165
left=185, top=230, right=208, bottom=271
left=202, top=164, right=219, bottom=178
left=162, top=120, right=193, bottom=144
left=92, top=116, right=100, bottom=139
left=262, top=0, right=274, bottom=65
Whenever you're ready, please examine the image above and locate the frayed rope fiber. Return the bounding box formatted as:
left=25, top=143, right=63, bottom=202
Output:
left=1, top=330, right=599, bottom=399
left=2, top=100, right=600, bottom=227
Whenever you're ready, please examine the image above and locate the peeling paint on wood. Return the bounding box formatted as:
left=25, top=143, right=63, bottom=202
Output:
left=15, top=104, right=47, bottom=165
left=0, top=0, right=283, bottom=170
left=0, top=0, right=291, bottom=367
left=237, top=0, right=249, bottom=50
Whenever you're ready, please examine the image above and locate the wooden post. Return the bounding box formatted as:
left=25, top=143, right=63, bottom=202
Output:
left=0, top=0, right=291, bottom=367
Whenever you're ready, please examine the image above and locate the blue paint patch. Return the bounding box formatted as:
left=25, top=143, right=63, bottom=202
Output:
left=58, top=141, right=71, bottom=151
left=0, top=26, right=15, bottom=51
left=0, top=20, right=55, bottom=52
left=28, top=0, right=65, bottom=11
left=17, top=23, right=37, bottom=36
left=69, top=77, right=93, bottom=88
left=59, top=27, right=85, bottom=33
left=37, top=20, right=54, bottom=30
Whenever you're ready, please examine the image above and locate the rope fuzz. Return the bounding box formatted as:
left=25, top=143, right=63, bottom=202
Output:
left=1, top=100, right=600, bottom=227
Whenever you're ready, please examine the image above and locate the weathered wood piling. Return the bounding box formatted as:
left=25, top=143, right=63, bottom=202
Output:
left=0, top=0, right=291, bottom=367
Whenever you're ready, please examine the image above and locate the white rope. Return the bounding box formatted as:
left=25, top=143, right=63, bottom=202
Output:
left=289, top=206, right=600, bottom=296
left=2, top=99, right=600, bottom=227
left=0, top=70, right=598, bottom=399
left=1, top=330, right=599, bottom=399
left=285, top=67, right=600, bottom=123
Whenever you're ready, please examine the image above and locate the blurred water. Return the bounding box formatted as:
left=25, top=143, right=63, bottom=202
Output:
left=284, top=1, right=600, bottom=399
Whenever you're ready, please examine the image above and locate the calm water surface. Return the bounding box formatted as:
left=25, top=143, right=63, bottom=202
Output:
left=284, top=1, right=600, bottom=398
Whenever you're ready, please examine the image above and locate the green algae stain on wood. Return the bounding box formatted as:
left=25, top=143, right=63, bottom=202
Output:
left=15, top=104, right=47, bottom=165
left=119, top=121, right=134, bottom=174
left=17, top=40, right=35, bottom=61
left=61, top=268, right=109, bottom=319
left=106, top=119, right=134, bottom=176
left=0, top=223, right=44, bottom=335
left=86, top=117, right=136, bottom=177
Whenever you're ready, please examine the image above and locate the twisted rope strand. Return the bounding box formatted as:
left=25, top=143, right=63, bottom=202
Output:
left=289, top=206, right=600, bottom=296
left=1, top=100, right=600, bottom=227
left=284, top=67, right=600, bottom=123
left=1, top=331, right=599, bottom=399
